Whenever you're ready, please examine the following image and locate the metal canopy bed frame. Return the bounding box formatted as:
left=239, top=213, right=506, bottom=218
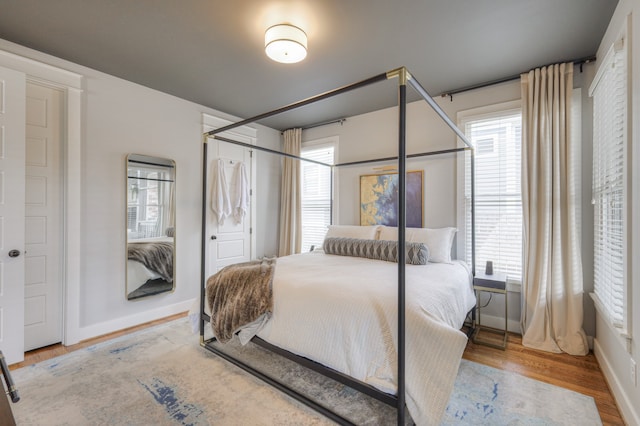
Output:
left=199, top=66, right=476, bottom=426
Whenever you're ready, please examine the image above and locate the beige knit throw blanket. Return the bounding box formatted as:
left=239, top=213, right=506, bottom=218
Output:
left=206, top=257, right=276, bottom=343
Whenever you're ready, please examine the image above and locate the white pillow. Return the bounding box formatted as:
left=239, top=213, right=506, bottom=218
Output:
left=377, top=226, right=457, bottom=263
left=378, top=225, right=398, bottom=241
left=324, top=225, right=380, bottom=240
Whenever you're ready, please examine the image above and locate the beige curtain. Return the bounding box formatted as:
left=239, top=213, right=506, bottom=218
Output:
left=520, top=63, right=588, bottom=355
left=278, top=128, right=302, bottom=256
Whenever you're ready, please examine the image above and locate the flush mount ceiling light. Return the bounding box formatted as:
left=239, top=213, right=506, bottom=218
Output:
left=265, top=24, right=307, bottom=64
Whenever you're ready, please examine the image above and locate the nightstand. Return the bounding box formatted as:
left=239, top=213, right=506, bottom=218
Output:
left=473, top=271, right=508, bottom=350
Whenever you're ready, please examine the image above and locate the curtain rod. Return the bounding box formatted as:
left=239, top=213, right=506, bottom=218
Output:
left=438, top=55, right=596, bottom=101
left=280, top=118, right=346, bottom=134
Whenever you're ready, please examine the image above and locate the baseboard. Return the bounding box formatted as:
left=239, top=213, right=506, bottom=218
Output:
left=593, top=338, right=640, bottom=426
left=477, top=313, right=521, bottom=334
left=68, top=299, right=195, bottom=344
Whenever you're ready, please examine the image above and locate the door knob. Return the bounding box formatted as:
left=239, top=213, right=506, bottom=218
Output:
left=8, top=249, right=21, bottom=258
left=211, top=235, right=217, bottom=240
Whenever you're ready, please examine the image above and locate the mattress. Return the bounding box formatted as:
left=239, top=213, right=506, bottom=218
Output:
left=254, top=252, right=475, bottom=425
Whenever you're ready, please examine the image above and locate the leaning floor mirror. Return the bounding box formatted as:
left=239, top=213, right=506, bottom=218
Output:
left=126, top=154, right=176, bottom=300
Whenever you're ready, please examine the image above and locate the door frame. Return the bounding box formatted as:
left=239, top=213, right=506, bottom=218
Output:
left=0, top=48, right=84, bottom=346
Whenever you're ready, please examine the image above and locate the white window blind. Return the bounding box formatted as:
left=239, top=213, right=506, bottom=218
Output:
left=301, top=142, right=335, bottom=252
left=590, top=37, right=627, bottom=331
left=127, top=168, right=172, bottom=238
left=463, top=109, right=522, bottom=282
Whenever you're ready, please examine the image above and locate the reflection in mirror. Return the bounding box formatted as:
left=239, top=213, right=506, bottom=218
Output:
left=126, top=154, right=176, bottom=300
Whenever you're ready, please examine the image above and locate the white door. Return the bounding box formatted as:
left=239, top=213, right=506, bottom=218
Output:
left=207, top=139, right=253, bottom=274
left=24, top=82, right=63, bottom=351
left=0, top=65, right=26, bottom=365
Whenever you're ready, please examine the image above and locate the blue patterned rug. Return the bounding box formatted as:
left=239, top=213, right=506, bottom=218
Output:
left=443, top=360, right=601, bottom=425
left=9, top=318, right=601, bottom=425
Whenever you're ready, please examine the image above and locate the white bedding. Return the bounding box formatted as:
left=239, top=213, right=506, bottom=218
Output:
left=127, top=259, right=163, bottom=292
left=256, top=252, right=475, bottom=426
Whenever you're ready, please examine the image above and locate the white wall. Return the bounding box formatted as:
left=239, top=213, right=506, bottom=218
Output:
left=312, top=106, right=459, bottom=228
left=254, top=149, right=281, bottom=258
left=592, top=1, right=640, bottom=424
left=0, top=38, right=280, bottom=344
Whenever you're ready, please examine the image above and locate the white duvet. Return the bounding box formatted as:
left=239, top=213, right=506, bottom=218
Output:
left=256, top=252, right=476, bottom=426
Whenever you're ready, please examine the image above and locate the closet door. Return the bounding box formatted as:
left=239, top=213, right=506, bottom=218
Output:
left=0, top=65, right=26, bottom=365
left=24, top=82, right=63, bottom=351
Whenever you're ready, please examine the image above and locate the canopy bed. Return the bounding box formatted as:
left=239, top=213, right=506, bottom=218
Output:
left=199, top=67, right=476, bottom=425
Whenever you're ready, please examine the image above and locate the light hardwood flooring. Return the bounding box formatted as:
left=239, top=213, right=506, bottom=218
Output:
left=10, top=314, right=624, bottom=425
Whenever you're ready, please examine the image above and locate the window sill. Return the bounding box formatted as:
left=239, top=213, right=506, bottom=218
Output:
left=590, top=292, right=632, bottom=350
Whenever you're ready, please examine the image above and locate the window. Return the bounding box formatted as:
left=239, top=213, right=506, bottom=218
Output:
left=127, top=167, right=173, bottom=239
left=460, top=103, right=522, bottom=282
left=301, top=139, right=336, bottom=252
left=590, top=36, right=628, bottom=332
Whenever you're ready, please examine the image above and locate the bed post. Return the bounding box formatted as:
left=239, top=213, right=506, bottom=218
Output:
left=200, top=136, right=209, bottom=345
left=330, top=165, right=335, bottom=226
left=470, top=150, right=476, bottom=276
left=388, top=66, right=408, bottom=426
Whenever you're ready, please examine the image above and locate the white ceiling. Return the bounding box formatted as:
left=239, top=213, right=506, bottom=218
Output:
left=0, top=0, right=618, bottom=130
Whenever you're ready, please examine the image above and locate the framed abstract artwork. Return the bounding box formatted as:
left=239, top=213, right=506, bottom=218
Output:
left=360, top=170, right=423, bottom=227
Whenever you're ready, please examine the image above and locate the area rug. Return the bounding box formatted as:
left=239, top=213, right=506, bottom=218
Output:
left=9, top=318, right=601, bottom=425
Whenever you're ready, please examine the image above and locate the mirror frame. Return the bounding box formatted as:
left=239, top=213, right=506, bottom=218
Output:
left=125, top=153, right=176, bottom=300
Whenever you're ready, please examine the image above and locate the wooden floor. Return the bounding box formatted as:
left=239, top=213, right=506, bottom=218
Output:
left=10, top=314, right=624, bottom=425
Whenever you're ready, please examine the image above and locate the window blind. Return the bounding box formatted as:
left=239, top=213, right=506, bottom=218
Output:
left=301, top=143, right=334, bottom=252
left=590, top=38, right=627, bottom=330
left=463, top=110, right=522, bottom=282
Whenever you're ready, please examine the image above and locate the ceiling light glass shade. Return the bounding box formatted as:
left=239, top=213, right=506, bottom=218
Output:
left=265, top=24, right=307, bottom=64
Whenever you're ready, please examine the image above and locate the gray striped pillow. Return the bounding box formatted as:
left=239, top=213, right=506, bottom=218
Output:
left=322, top=237, right=429, bottom=265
